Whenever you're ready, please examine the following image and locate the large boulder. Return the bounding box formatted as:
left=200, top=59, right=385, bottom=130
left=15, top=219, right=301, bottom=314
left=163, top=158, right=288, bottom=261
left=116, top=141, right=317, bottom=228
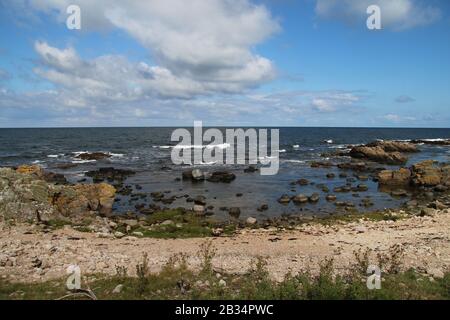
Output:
left=349, top=146, right=407, bottom=165
left=411, top=160, right=447, bottom=187
left=366, top=141, right=419, bottom=153
left=53, top=183, right=116, bottom=217
left=349, top=140, right=418, bottom=165
left=378, top=168, right=411, bottom=186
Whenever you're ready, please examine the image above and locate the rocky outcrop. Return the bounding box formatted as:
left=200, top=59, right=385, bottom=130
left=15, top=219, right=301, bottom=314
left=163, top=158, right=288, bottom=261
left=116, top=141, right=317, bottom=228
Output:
left=377, top=160, right=449, bottom=188
left=411, top=160, right=449, bottom=187
left=349, top=141, right=418, bottom=165
left=52, top=183, right=116, bottom=217
left=16, top=165, right=67, bottom=184
left=0, top=166, right=116, bottom=223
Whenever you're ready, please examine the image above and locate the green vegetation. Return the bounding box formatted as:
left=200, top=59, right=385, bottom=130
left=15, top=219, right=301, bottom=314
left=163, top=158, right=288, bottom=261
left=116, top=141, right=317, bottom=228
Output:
left=1, top=242, right=448, bottom=300
left=128, top=209, right=236, bottom=239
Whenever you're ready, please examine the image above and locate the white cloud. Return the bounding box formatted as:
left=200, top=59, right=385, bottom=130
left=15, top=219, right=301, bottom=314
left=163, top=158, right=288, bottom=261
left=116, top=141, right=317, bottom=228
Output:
left=25, top=0, right=279, bottom=98
left=315, top=0, right=441, bottom=30
left=382, top=113, right=416, bottom=122
left=395, top=95, right=415, bottom=103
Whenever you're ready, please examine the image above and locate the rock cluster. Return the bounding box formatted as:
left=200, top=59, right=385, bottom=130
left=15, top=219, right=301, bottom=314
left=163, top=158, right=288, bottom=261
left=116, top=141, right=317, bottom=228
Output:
left=378, top=160, right=449, bottom=189
left=0, top=166, right=116, bottom=223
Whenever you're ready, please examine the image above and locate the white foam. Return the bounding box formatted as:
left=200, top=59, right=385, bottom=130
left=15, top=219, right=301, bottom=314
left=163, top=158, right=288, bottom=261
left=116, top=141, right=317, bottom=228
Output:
left=284, top=159, right=305, bottom=163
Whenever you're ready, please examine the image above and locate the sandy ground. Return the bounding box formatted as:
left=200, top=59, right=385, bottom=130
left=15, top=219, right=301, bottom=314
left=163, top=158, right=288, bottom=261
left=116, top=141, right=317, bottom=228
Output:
left=1, top=210, right=449, bottom=283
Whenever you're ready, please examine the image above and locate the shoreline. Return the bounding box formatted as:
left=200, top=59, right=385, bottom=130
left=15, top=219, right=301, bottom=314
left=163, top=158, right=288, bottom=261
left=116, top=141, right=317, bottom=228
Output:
left=1, top=207, right=449, bottom=283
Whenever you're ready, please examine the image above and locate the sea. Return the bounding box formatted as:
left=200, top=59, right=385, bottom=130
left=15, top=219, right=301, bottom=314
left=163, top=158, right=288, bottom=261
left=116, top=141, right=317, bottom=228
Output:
left=1, top=127, right=449, bottom=219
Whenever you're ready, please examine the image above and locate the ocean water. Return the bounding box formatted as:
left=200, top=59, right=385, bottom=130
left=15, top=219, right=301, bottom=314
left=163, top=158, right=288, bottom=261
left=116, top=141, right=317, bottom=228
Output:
left=1, top=127, right=449, bottom=219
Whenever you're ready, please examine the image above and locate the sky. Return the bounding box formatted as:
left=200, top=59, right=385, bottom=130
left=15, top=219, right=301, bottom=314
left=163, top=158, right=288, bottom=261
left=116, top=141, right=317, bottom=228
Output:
left=0, top=0, right=449, bottom=128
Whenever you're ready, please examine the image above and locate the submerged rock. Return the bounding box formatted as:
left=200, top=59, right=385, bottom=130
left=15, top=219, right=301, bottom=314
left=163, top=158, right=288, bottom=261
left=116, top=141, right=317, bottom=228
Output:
left=228, top=207, right=241, bottom=218
left=206, top=171, right=236, bottom=183
left=292, top=194, right=308, bottom=204
left=85, top=167, right=135, bottom=182
left=75, top=152, right=111, bottom=161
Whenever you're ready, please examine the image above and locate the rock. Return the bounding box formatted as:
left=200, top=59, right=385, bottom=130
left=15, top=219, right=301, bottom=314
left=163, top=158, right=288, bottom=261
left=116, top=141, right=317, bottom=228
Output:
left=310, top=161, right=333, bottom=168
left=278, top=195, right=292, bottom=204
left=246, top=217, right=257, bottom=225
left=350, top=145, right=407, bottom=165
left=326, top=195, right=337, bottom=202
left=378, top=168, right=411, bottom=186
left=326, top=173, right=335, bottom=179
left=206, top=171, right=236, bottom=183
left=292, top=194, right=308, bottom=204
left=192, top=169, right=204, bottom=181
left=360, top=198, right=374, bottom=207
left=420, top=208, right=436, bottom=217
left=112, top=284, right=123, bottom=294
left=194, top=195, right=206, bottom=205
left=228, top=207, right=241, bottom=218
left=193, top=205, right=205, bottom=215
left=348, top=141, right=417, bottom=165
left=1, top=167, right=117, bottom=222
left=16, top=165, right=44, bottom=176
left=297, top=179, right=310, bottom=185
left=308, top=193, right=320, bottom=203
left=182, top=169, right=205, bottom=182
left=161, top=220, right=174, bottom=225
left=257, top=204, right=269, bottom=212
left=211, top=228, right=223, bottom=236
left=123, top=219, right=138, bottom=227
left=411, top=160, right=445, bottom=187
left=434, top=185, right=448, bottom=192
left=337, top=162, right=367, bottom=171
left=218, top=279, right=227, bottom=287
left=429, top=200, right=447, bottom=210
left=354, top=226, right=367, bottom=233
left=85, top=167, right=135, bottom=182
left=244, top=165, right=258, bottom=173
left=114, top=231, right=125, bottom=238
left=132, top=231, right=144, bottom=237
left=75, top=152, right=111, bottom=161
left=357, top=184, right=368, bottom=192
left=391, top=189, right=408, bottom=197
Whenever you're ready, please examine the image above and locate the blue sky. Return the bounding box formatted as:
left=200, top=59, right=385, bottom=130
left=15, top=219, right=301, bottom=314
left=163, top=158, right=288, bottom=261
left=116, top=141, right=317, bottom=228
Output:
left=0, top=0, right=449, bottom=127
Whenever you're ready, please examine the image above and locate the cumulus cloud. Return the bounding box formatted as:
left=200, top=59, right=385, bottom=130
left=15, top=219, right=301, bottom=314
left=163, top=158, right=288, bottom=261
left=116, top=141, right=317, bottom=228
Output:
left=24, top=0, right=279, bottom=98
left=315, top=0, right=441, bottom=30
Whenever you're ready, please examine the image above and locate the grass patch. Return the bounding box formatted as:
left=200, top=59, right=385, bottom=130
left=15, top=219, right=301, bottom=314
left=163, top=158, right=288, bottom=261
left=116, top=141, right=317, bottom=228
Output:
left=128, top=209, right=236, bottom=239
left=1, top=243, right=448, bottom=300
